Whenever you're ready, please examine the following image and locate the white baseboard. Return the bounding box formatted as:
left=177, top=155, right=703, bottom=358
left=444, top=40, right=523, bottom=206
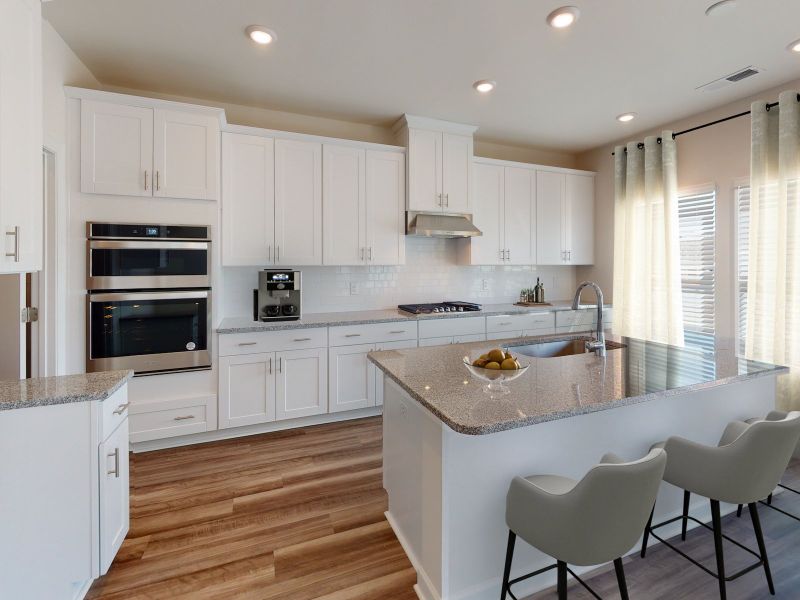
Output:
left=131, top=406, right=382, bottom=452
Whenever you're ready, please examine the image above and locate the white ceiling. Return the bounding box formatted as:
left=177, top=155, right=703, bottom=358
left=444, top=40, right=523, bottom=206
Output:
left=44, top=0, right=800, bottom=152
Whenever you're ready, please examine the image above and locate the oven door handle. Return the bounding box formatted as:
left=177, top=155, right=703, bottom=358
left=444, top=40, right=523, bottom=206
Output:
left=89, top=240, right=210, bottom=250
left=88, top=290, right=209, bottom=302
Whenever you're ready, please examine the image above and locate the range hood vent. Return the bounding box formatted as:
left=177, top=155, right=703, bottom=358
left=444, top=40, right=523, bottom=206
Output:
left=406, top=213, right=482, bottom=238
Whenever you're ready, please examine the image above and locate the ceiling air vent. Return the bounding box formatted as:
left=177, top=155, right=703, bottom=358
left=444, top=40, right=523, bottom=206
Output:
left=696, top=66, right=763, bottom=92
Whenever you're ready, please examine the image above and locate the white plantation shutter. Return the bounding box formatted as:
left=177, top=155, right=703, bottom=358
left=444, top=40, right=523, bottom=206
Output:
left=737, top=185, right=750, bottom=354
left=678, top=189, right=716, bottom=355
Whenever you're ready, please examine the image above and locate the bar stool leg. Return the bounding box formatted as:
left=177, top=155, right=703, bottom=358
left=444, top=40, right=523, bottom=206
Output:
left=736, top=504, right=743, bottom=518
left=640, top=504, right=655, bottom=557
left=557, top=560, right=568, bottom=600
left=748, top=503, right=775, bottom=595
left=614, top=558, right=629, bottom=600
left=710, top=500, right=727, bottom=600
left=681, top=490, right=690, bottom=541
left=500, top=530, right=516, bottom=600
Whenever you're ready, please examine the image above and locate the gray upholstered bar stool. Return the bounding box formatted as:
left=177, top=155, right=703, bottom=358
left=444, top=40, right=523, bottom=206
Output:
left=501, top=449, right=666, bottom=600
left=640, top=411, right=800, bottom=600
left=735, top=411, right=800, bottom=521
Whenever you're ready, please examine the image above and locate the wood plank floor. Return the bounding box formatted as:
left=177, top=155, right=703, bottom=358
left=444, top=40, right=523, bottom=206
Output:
left=88, top=416, right=417, bottom=600
left=528, top=459, right=800, bottom=599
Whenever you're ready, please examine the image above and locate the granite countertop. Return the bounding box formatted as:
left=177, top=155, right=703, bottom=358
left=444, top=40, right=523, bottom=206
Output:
left=217, top=301, right=611, bottom=334
left=367, top=333, right=787, bottom=435
left=0, top=370, right=134, bottom=411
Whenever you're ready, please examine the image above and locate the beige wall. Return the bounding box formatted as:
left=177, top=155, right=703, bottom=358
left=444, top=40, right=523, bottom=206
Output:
left=576, top=77, right=800, bottom=349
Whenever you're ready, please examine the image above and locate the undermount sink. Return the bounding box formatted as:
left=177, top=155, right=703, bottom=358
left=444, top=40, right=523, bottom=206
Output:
left=509, top=338, right=625, bottom=358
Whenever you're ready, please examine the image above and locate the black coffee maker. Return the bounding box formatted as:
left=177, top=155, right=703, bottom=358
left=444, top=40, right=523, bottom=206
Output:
left=253, top=269, right=302, bottom=321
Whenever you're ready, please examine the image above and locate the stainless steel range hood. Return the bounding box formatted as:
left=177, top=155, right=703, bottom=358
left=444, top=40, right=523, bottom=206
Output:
left=406, top=213, right=482, bottom=238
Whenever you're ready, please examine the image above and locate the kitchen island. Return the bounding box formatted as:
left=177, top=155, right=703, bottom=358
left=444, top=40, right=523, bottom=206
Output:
left=368, top=334, right=787, bottom=600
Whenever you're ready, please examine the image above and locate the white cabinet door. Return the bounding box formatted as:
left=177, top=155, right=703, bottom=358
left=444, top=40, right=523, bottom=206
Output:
left=0, top=0, right=41, bottom=273
left=275, top=139, right=323, bottom=265
left=323, top=145, right=365, bottom=265
left=536, top=171, right=565, bottom=265
left=366, top=150, right=405, bottom=265
left=329, top=343, right=375, bottom=413
left=470, top=163, right=504, bottom=265
left=275, top=347, right=327, bottom=420
left=218, top=352, right=276, bottom=429
left=80, top=101, right=152, bottom=198
left=374, top=339, right=417, bottom=406
left=504, top=166, right=535, bottom=265
left=441, top=132, right=472, bottom=213
left=407, top=128, right=441, bottom=212
left=153, top=109, right=219, bottom=200
left=565, top=174, right=595, bottom=265
left=221, top=133, right=275, bottom=266
left=99, top=418, right=129, bottom=575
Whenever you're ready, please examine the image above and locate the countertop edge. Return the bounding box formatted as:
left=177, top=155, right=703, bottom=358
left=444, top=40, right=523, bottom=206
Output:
left=368, top=354, right=788, bottom=436
left=0, top=370, right=135, bottom=412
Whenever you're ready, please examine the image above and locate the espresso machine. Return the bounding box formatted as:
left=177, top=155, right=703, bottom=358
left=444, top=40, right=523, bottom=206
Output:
left=254, top=269, right=302, bottom=321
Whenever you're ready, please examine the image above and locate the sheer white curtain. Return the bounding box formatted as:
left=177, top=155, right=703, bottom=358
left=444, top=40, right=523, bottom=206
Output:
left=747, top=90, right=800, bottom=410
left=613, top=133, right=684, bottom=346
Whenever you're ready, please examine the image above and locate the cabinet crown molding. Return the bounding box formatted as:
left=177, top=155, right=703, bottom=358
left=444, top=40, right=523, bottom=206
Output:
left=392, top=114, right=479, bottom=136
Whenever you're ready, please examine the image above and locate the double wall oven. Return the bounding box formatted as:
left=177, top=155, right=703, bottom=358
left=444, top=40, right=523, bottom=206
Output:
left=86, top=223, right=212, bottom=375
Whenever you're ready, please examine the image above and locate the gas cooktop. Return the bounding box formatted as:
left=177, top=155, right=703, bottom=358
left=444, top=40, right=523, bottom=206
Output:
left=397, top=301, right=482, bottom=315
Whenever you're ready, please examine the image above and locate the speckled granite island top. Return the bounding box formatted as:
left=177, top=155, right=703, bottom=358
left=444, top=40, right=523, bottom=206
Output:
left=217, top=302, right=610, bottom=333
left=0, top=370, right=133, bottom=411
left=367, top=333, right=787, bottom=435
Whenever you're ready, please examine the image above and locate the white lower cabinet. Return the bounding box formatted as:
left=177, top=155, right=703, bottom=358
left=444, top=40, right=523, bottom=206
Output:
left=329, top=343, right=376, bottom=413
left=219, top=352, right=275, bottom=428
left=99, top=417, right=130, bottom=575
left=275, top=347, right=328, bottom=420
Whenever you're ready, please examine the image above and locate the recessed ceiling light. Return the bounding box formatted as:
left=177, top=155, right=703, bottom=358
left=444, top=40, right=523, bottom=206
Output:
left=473, top=80, right=497, bottom=93
left=705, top=0, right=737, bottom=17
left=546, top=6, right=580, bottom=29
left=788, top=39, right=800, bottom=53
left=246, top=25, right=276, bottom=45
left=616, top=113, right=637, bottom=123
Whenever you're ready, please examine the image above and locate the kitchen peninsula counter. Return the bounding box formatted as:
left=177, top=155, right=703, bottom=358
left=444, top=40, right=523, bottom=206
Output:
left=0, top=370, right=133, bottom=411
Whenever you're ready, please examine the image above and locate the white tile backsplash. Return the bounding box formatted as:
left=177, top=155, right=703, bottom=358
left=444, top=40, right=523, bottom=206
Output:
left=220, top=237, right=577, bottom=317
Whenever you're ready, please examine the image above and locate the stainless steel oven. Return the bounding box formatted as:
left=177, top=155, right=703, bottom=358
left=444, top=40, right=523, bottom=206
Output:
left=87, top=222, right=210, bottom=290
left=86, top=222, right=212, bottom=375
left=87, top=289, right=211, bottom=375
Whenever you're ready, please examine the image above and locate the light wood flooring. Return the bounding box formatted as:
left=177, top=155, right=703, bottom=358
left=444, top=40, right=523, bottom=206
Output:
left=88, top=416, right=417, bottom=600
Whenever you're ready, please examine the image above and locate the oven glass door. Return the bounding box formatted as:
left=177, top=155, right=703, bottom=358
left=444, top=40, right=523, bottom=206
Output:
left=88, top=240, right=210, bottom=290
left=88, top=291, right=210, bottom=372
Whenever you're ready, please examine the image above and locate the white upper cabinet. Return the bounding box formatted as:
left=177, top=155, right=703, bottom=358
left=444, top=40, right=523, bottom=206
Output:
left=469, top=162, right=504, bottom=265
left=465, top=161, right=535, bottom=265
left=222, top=133, right=275, bottom=266
left=153, top=109, right=218, bottom=200
left=565, top=173, right=595, bottom=265
left=80, top=96, right=220, bottom=201
left=0, top=0, right=42, bottom=273
left=503, top=166, right=535, bottom=265
left=322, top=145, right=405, bottom=266
left=81, top=101, right=153, bottom=197
left=365, top=150, right=405, bottom=265
left=536, top=170, right=595, bottom=265
left=275, top=139, right=323, bottom=265
left=323, top=145, right=365, bottom=265
left=536, top=170, right=565, bottom=265
left=396, top=115, right=476, bottom=214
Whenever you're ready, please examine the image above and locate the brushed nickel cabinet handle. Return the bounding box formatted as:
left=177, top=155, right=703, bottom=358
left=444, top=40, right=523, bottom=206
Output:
left=107, top=448, right=120, bottom=477
left=389, top=330, right=406, bottom=334
left=369, top=247, right=373, bottom=260
left=144, top=170, right=149, bottom=191
left=269, top=357, right=272, bottom=374
left=173, top=415, right=195, bottom=421
left=278, top=357, right=282, bottom=373
left=112, top=402, right=130, bottom=415
left=5, top=226, right=20, bottom=262
left=238, top=342, right=257, bottom=346
left=499, top=321, right=513, bottom=326
left=268, top=245, right=271, bottom=261
left=360, top=247, right=364, bottom=260
left=293, top=337, right=312, bottom=342
left=445, top=193, right=449, bottom=207
left=345, top=333, right=361, bottom=338
left=156, top=170, right=160, bottom=191
left=277, top=245, right=280, bottom=261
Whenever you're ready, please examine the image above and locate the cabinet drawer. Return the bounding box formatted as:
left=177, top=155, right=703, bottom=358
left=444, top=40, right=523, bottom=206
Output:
left=486, top=314, right=529, bottom=334
left=329, top=321, right=418, bottom=346
left=555, top=309, right=594, bottom=328
left=418, top=336, right=453, bottom=347
left=101, top=386, right=129, bottom=441
left=129, top=404, right=208, bottom=442
left=418, top=316, right=485, bottom=339
left=521, top=312, right=556, bottom=330
left=486, top=331, right=523, bottom=341
left=219, top=328, right=328, bottom=355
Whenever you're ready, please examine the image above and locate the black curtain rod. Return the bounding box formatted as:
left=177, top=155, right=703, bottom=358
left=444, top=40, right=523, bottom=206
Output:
left=610, top=93, right=800, bottom=156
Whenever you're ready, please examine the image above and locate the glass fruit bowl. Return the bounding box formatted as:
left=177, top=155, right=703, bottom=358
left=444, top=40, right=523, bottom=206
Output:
left=463, top=350, right=529, bottom=396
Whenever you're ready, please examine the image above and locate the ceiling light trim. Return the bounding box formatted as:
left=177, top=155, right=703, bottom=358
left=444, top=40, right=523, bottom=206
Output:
left=473, top=79, right=497, bottom=93
left=788, top=39, right=800, bottom=53
left=616, top=112, right=637, bottom=123
left=245, top=25, right=277, bottom=45
left=546, top=6, right=580, bottom=29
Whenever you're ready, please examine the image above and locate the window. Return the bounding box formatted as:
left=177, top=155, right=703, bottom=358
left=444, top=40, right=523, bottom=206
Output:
left=736, top=185, right=750, bottom=354
left=678, top=189, right=716, bottom=354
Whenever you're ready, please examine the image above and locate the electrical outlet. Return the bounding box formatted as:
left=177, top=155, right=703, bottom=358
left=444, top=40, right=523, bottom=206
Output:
left=350, top=282, right=359, bottom=295
left=481, top=279, right=489, bottom=291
